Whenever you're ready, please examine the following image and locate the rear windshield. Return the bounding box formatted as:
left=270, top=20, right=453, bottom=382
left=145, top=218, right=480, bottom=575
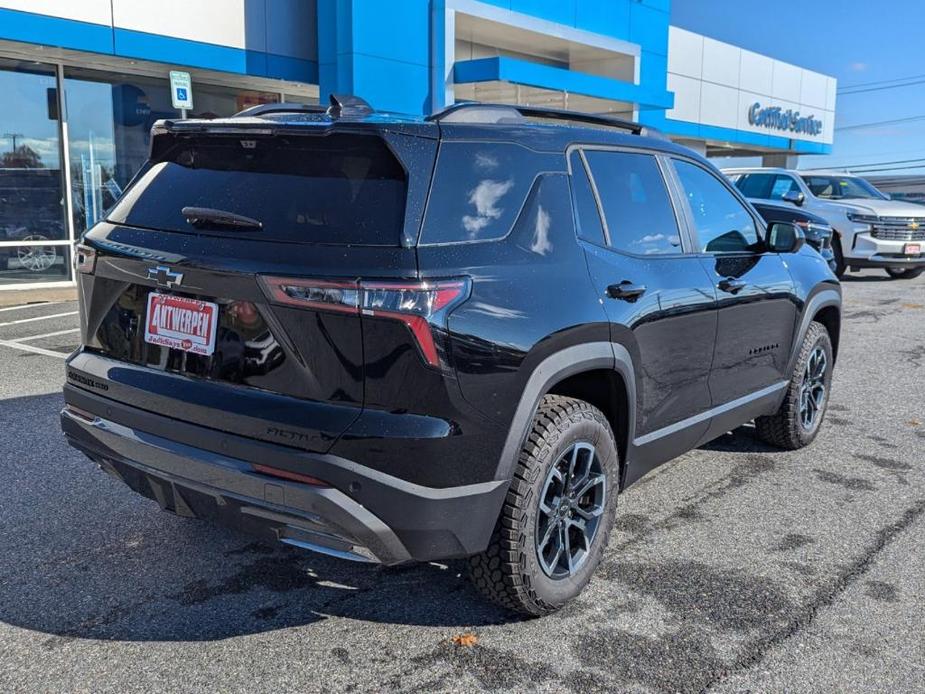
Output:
left=106, top=133, right=408, bottom=245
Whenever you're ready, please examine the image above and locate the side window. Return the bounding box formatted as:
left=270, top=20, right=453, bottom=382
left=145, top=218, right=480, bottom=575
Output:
left=735, top=173, right=774, bottom=199
left=674, top=159, right=759, bottom=254
left=422, top=142, right=554, bottom=244
left=768, top=175, right=800, bottom=200
left=568, top=151, right=605, bottom=245
left=584, top=150, right=682, bottom=255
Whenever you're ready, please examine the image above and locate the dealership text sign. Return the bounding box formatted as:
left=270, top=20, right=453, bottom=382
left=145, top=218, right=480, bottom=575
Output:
left=747, top=102, right=823, bottom=136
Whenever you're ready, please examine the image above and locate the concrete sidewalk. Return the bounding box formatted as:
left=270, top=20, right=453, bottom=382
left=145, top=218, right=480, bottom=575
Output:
left=0, top=287, right=77, bottom=308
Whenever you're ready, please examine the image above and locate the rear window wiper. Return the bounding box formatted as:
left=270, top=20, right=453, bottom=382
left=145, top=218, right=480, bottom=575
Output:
left=181, top=206, right=263, bottom=230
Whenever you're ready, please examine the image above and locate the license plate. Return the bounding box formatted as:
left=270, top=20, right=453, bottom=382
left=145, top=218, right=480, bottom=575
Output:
left=905, top=243, right=921, bottom=255
left=144, top=293, right=219, bottom=356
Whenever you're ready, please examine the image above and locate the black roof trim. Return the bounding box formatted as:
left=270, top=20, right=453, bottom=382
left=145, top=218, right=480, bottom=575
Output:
left=428, top=102, right=662, bottom=138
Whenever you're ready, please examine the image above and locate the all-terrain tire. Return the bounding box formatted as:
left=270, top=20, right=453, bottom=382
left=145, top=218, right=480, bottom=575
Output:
left=755, top=321, right=833, bottom=450
left=885, top=267, right=924, bottom=280
left=832, top=236, right=846, bottom=279
left=468, top=395, right=619, bottom=616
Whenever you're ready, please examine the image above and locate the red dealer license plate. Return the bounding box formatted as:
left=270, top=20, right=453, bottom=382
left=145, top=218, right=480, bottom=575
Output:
left=905, top=243, right=921, bottom=255
left=144, top=293, right=219, bottom=356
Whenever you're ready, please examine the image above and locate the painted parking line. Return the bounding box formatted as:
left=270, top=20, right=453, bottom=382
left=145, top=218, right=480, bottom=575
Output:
left=0, top=301, right=68, bottom=313
left=0, top=338, right=68, bottom=359
left=0, top=311, right=78, bottom=328
left=10, top=327, right=80, bottom=343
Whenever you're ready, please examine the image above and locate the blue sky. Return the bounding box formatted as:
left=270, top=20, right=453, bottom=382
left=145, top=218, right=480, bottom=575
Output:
left=671, top=0, right=925, bottom=173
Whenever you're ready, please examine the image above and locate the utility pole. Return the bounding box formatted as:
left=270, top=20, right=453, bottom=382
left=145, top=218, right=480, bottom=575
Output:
left=3, top=132, right=23, bottom=151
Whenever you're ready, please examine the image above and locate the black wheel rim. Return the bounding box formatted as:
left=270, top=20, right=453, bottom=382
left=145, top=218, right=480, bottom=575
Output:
left=535, top=442, right=606, bottom=580
left=799, top=346, right=827, bottom=431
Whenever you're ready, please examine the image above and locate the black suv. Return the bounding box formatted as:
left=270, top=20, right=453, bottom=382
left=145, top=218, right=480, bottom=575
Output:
left=62, top=96, right=841, bottom=616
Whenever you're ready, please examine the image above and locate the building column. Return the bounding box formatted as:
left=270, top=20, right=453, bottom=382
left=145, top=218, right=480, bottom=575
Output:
left=761, top=153, right=799, bottom=169
left=674, top=139, right=707, bottom=156
left=317, top=0, right=432, bottom=115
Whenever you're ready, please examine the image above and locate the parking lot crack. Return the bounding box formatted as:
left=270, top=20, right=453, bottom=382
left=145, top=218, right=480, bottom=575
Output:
left=700, top=497, right=925, bottom=692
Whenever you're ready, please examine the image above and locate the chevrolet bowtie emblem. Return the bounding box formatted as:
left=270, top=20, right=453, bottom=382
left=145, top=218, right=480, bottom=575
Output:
left=147, top=265, right=184, bottom=289
left=909, top=221, right=920, bottom=231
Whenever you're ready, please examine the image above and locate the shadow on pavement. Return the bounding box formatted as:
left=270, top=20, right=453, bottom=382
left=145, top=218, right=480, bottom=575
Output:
left=0, top=393, right=516, bottom=644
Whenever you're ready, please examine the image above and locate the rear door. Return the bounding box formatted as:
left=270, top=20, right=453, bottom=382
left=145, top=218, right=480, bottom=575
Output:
left=71, top=127, right=432, bottom=453
left=571, top=148, right=717, bottom=450
left=671, top=158, right=798, bottom=407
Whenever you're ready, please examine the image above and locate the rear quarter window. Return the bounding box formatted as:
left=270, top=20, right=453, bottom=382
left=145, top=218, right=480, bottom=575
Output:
left=420, top=142, right=560, bottom=244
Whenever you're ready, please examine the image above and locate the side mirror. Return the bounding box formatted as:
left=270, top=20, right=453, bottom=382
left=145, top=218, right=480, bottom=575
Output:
left=782, top=190, right=805, bottom=206
left=767, top=222, right=805, bottom=253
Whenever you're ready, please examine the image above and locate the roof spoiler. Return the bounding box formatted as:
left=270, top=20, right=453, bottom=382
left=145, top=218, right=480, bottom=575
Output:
left=232, top=94, right=374, bottom=120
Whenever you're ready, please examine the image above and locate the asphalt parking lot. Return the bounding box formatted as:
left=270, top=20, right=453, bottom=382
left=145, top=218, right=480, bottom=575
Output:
left=1, top=272, right=923, bottom=693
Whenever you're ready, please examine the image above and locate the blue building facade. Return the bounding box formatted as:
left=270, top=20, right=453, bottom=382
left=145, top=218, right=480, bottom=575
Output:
left=0, top=0, right=835, bottom=288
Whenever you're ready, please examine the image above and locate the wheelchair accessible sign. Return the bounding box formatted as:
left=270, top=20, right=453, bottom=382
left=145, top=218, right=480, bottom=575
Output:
left=169, top=71, right=194, bottom=110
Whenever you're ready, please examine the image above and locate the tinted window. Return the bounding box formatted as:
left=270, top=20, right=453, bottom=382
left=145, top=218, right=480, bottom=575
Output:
left=735, top=173, right=800, bottom=201
left=422, top=142, right=553, bottom=244
left=107, top=133, right=407, bottom=245
left=674, top=160, right=759, bottom=253
left=735, top=173, right=774, bottom=199
left=568, top=151, right=605, bottom=245
left=584, top=151, right=681, bottom=255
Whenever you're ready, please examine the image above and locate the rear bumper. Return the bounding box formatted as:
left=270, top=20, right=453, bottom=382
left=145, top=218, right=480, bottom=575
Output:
left=61, top=385, right=508, bottom=565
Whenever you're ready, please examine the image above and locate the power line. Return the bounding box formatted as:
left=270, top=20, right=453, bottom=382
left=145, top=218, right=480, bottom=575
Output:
left=848, top=163, right=925, bottom=174
left=838, top=72, right=925, bottom=91
left=835, top=115, right=925, bottom=131
left=828, top=157, right=925, bottom=170
left=839, top=78, right=925, bottom=96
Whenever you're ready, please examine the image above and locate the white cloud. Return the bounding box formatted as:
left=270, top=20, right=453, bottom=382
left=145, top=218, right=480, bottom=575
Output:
left=530, top=205, right=552, bottom=255
left=462, top=178, right=514, bottom=237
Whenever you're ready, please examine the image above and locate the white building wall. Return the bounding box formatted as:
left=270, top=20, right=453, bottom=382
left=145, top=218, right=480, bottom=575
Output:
left=666, top=26, right=836, bottom=145
left=0, top=0, right=316, bottom=59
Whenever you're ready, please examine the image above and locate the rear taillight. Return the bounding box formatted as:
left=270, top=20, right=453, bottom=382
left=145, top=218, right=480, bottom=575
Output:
left=259, top=276, right=470, bottom=368
left=75, top=244, right=96, bottom=274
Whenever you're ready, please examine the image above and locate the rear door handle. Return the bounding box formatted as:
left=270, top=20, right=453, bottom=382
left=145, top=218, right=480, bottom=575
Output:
left=718, top=277, right=747, bottom=294
left=607, top=281, right=647, bottom=301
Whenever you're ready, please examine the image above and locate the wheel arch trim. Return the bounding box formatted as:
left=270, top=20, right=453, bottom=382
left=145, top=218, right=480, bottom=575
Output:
left=494, top=341, right=637, bottom=483
left=788, top=287, right=841, bottom=376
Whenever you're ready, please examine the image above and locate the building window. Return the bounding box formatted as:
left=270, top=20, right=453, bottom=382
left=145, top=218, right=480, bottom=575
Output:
left=0, top=58, right=70, bottom=285
left=63, top=67, right=180, bottom=236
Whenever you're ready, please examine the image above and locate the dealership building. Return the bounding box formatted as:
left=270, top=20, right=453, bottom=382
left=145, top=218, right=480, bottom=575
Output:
left=0, top=0, right=837, bottom=289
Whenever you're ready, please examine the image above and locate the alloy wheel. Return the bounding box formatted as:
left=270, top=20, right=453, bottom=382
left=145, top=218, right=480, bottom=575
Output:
left=799, top=346, right=827, bottom=430
left=535, top=442, right=606, bottom=579
left=18, top=236, right=57, bottom=273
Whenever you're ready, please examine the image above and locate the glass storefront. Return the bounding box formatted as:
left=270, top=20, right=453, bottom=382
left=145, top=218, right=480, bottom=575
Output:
left=0, top=58, right=70, bottom=284
left=0, top=56, right=310, bottom=288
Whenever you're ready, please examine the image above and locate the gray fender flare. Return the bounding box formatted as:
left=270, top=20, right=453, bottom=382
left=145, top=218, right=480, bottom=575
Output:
left=494, top=341, right=637, bottom=483
left=787, top=287, right=841, bottom=376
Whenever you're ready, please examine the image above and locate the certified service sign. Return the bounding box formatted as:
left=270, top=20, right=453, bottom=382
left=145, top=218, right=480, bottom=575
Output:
left=748, top=102, right=822, bottom=136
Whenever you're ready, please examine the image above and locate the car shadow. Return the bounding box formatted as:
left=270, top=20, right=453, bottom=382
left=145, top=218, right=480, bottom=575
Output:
left=0, top=393, right=518, bottom=644
left=698, top=424, right=781, bottom=453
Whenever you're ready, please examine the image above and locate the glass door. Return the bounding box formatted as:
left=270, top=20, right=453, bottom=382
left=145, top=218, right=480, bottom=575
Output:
left=0, top=58, right=71, bottom=286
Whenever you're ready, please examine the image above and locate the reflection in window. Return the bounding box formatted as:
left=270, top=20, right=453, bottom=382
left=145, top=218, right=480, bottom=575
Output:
left=0, top=58, right=67, bottom=252
left=584, top=151, right=681, bottom=255
left=423, top=143, right=557, bottom=244
left=674, top=159, right=758, bottom=253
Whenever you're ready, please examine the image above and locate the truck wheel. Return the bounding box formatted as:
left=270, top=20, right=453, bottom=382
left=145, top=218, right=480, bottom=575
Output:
left=755, top=322, right=833, bottom=450
left=468, top=395, right=618, bottom=616
left=831, top=236, right=846, bottom=278
left=885, top=267, right=924, bottom=280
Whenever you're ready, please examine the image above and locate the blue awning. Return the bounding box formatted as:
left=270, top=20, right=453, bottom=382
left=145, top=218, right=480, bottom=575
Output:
left=453, top=56, right=674, bottom=111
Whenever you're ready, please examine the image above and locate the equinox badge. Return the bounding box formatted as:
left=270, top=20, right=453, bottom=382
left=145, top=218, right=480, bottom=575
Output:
left=147, top=265, right=184, bottom=289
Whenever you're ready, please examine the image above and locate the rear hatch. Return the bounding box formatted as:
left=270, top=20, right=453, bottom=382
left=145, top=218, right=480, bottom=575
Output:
left=71, top=116, right=437, bottom=454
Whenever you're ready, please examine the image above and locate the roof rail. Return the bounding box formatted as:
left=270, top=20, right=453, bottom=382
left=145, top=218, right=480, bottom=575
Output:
left=233, top=102, right=327, bottom=118
left=428, top=102, right=659, bottom=137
